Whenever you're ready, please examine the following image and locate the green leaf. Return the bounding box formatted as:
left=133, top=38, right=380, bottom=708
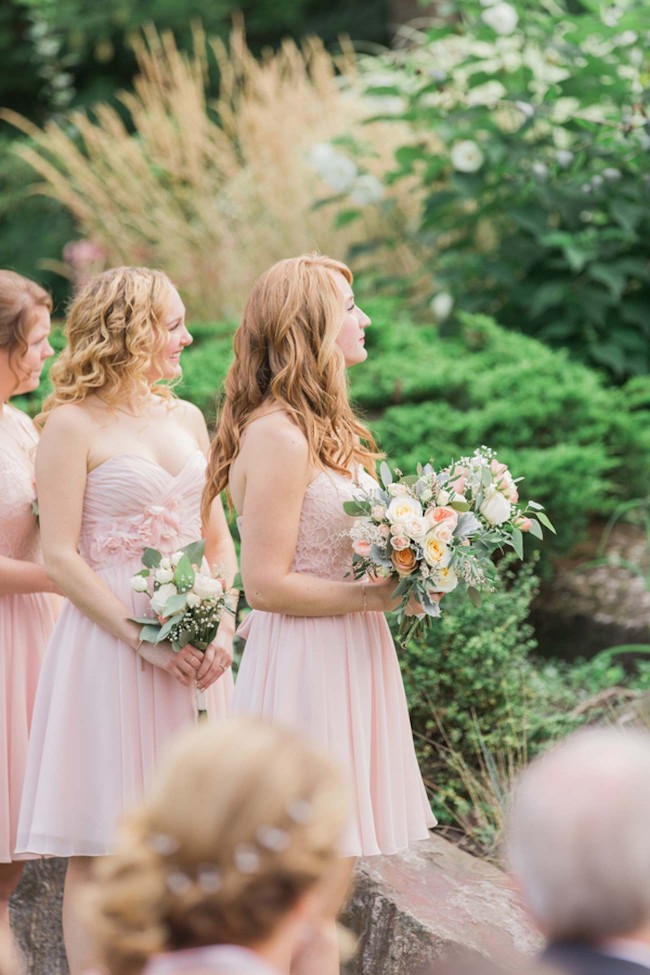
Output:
left=536, top=511, right=557, bottom=534
left=380, top=461, right=393, bottom=487
left=527, top=519, right=543, bottom=540
left=527, top=501, right=543, bottom=510
left=451, top=500, right=470, bottom=512
left=130, top=616, right=158, bottom=626
left=343, top=500, right=372, bottom=517
left=335, top=208, right=361, bottom=228
left=173, top=553, right=195, bottom=589
left=138, top=623, right=161, bottom=642
left=181, top=539, right=205, bottom=566
left=232, top=572, right=243, bottom=590
left=163, top=592, right=188, bottom=616
left=142, top=548, right=162, bottom=569
left=156, top=616, right=176, bottom=642
left=467, top=586, right=482, bottom=607
left=511, top=526, right=524, bottom=560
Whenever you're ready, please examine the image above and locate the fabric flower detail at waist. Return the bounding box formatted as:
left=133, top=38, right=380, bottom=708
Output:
left=85, top=502, right=182, bottom=569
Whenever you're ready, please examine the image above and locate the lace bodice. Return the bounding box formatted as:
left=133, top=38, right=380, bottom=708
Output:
left=0, top=405, right=40, bottom=561
left=239, top=467, right=375, bottom=581
left=77, top=452, right=206, bottom=570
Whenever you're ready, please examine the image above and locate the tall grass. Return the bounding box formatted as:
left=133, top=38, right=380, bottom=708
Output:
left=3, top=26, right=423, bottom=318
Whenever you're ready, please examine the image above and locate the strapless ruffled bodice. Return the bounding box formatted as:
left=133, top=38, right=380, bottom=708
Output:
left=78, top=452, right=206, bottom=570
left=238, top=467, right=376, bottom=581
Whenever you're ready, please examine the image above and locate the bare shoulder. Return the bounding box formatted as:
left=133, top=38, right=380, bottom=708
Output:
left=243, top=412, right=310, bottom=467
left=41, top=403, right=95, bottom=441
left=171, top=397, right=207, bottom=432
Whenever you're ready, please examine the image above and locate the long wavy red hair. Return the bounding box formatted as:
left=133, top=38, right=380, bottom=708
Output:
left=202, top=254, right=379, bottom=520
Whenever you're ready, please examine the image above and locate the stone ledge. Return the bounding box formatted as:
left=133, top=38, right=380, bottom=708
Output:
left=342, top=836, right=540, bottom=974
left=11, top=838, right=539, bottom=975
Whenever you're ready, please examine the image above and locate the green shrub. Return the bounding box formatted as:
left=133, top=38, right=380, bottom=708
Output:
left=352, top=0, right=650, bottom=380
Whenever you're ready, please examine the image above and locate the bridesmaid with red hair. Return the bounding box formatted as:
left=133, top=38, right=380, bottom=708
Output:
left=0, top=271, right=58, bottom=936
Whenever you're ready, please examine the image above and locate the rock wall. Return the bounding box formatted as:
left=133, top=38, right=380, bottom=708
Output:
left=11, top=838, right=538, bottom=975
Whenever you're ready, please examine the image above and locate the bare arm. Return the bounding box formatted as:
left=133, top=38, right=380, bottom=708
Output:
left=0, top=555, right=59, bottom=596
left=239, top=420, right=395, bottom=616
left=36, top=406, right=200, bottom=684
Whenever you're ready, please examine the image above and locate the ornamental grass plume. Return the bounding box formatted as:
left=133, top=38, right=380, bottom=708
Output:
left=2, top=24, right=422, bottom=318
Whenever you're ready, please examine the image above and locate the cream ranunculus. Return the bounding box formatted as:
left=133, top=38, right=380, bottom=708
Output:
left=130, top=574, right=149, bottom=593
left=432, top=566, right=459, bottom=593
left=150, top=582, right=179, bottom=617
left=430, top=522, right=455, bottom=544
left=386, top=495, right=423, bottom=525
left=192, top=573, right=224, bottom=601
left=422, top=532, right=452, bottom=568
left=155, top=566, right=174, bottom=584
left=480, top=485, right=511, bottom=525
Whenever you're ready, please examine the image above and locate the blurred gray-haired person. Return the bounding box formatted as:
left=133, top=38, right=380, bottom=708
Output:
left=505, top=727, right=650, bottom=975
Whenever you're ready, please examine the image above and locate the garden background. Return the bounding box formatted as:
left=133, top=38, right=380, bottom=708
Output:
left=3, top=0, right=650, bottom=857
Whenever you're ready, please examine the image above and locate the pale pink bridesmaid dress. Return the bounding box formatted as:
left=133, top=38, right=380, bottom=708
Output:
left=15, top=451, right=233, bottom=858
left=0, top=405, right=57, bottom=863
left=233, top=469, right=436, bottom=857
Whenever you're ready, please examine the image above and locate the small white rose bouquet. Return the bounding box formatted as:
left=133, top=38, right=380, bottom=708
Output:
left=130, top=539, right=231, bottom=710
left=345, top=447, right=555, bottom=642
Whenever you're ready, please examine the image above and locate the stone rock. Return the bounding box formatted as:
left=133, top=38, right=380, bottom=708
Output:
left=342, top=836, right=540, bottom=974
left=9, top=858, right=68, bottom=975
left=531, top=522, right=650, bottom=660
left=10, top=840, right=538, bottom=975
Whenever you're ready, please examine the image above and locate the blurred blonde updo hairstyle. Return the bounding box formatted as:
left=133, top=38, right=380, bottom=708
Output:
left=39, top=266, right=175, bottom=425
left=87, top=718, right=349, bottom=975
left=202, top=254, right=380, bottom=521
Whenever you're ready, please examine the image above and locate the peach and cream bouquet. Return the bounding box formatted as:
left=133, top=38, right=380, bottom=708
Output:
left=130, top=539, right=232, bottom=709
left=345, top=448, right=554, bottom=641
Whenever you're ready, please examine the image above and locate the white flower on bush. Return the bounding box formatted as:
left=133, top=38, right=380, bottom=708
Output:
left=603, top=167, right=622, bottom=182
left=555, top=149, right=574, bottom=168
left=430, top=292, right=454, bottom=321
left=192, top=573, right=224, bottom=601
left=479, top=485, right=511, bottom=526
left=131, top=575, right=149, bottom=593
left=186, top=591, right=201, bottom=609
left=532, top=161, right=549, bottom=181
left=467, top=80, right=506, bottom=108
left=515, top=100, right=534, bottom=119
left=155, top=566, right=174, bottom=584
left=150, top=582, right=178, bottom=617
left=349, top=174, right=384, bottom=205
left=386, top=495, right=423, bottom=525
left=450, top=140, right=484, bottom=173
left=481, top=3, right=518, bottom=35
left=307, top=143, right=357, bottom=193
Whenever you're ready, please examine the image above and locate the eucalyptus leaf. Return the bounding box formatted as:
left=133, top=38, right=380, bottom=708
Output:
left=537, top=511, right=557, bottom=534
left=527, top=519, right=544, bottom=540
left=138, top=623, right=162, bottom=643
left=181, top=539, right=206, bottom=566
left=163, top=592, right=188, bottom=616
left=142, top=548, right=162, bottom=569
left=511, top=526, right=524, bottom=560
left=343, top=500, right=372, bottom=517
left=380, top=461, right=393, bottom=487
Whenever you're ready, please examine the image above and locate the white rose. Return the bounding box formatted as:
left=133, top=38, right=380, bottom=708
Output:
left=481, top=2, right=519, bottom=35
left=186, top=591, right=201, bottom=609
left=404, top=518, right=427, bottom=543
left=150, top=582, right=179, bottom=617
left=430, top=522, right=455, bottom=544
left=432, top=567, right=459, bottom=594
left=130, top=575, right=149, bottom=593
left=155, top=567, right=174, bottom=584
left=430, top=292, right=454, bottom=321
left=192, top=573, right=224, bottom=601
left=450, top=140, right=484, bottom=174
left=386, top=495, right=423, bottom=525
left=437, top=490, right=450, bottom=506
left=479, top=486, right=511, bottom=526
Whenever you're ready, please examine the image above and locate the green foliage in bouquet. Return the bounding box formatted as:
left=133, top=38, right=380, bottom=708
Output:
left=351, top=0, right=650, bottom=379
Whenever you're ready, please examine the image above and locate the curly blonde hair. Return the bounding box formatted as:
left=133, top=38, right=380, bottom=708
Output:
left=38, top=266, right=175, bottom=425
left=202, top=254, right=380, bottom=521
left=86, top=718, right=348, bottom=975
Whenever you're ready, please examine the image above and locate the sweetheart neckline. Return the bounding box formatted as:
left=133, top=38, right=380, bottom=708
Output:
left=87, top=450, right=204, bottom=480
left=235, top=468, right=358, bottom=523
